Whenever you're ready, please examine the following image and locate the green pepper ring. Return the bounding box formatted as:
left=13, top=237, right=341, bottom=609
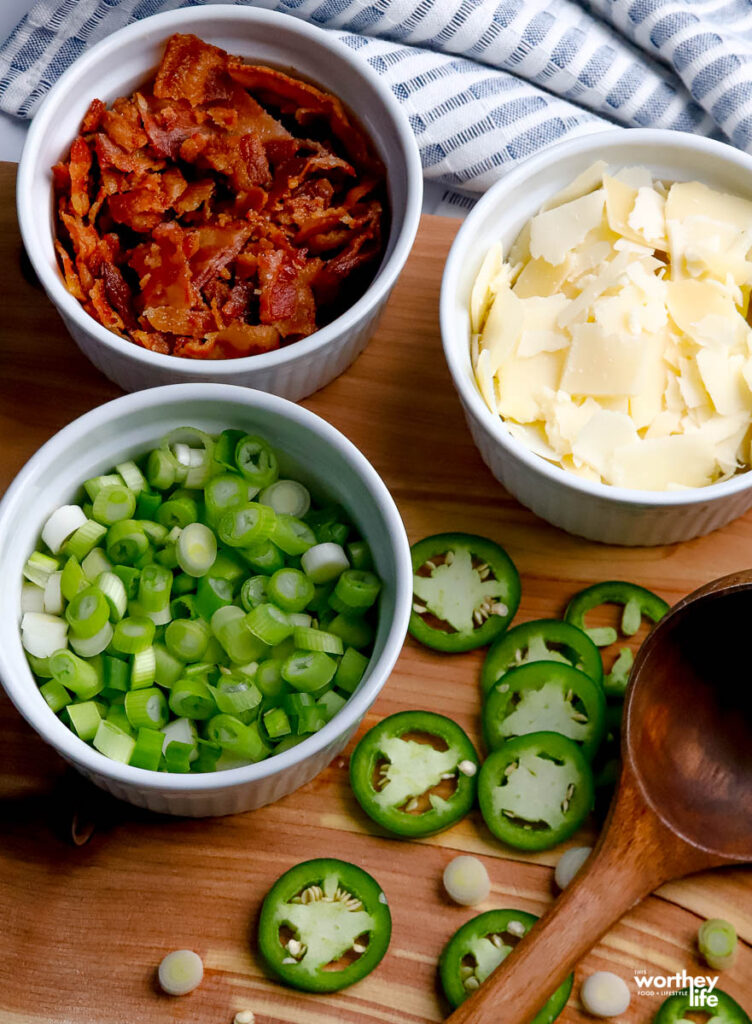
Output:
left=478, top=731, right=594, bottom=851
left=653, top=988, right=751, bottom=1024
left=350, top=711, right=480, bottom=838
left=481, top=619, right=603, bottom=698
left=564, top=581, right=669, bottom=638
left=409, top=533, right=521, bottom=653
left=439, top=908, right=573, bottom=1017
left=258, top=858, right=391, bottom=993
left=482, top=661, right=606, bottom=761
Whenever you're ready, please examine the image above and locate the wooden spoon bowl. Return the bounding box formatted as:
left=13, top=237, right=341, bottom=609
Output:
left=447, top=570, right=752, bottom=1024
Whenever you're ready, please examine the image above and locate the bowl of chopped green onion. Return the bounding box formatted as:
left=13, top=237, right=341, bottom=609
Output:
left=0, top=383, right=411, bottom=817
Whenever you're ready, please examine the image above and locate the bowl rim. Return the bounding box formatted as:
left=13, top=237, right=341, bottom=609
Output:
left=0, top=383, right=413, bottom=791
left=16, top=4, right=423, bottom=374
left=440, top=127, right=752, bottom=508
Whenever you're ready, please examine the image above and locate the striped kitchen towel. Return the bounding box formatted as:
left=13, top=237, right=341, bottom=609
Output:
left=2, top=0, right=752, bottom=197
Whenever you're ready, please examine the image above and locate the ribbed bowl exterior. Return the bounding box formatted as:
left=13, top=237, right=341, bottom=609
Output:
left=67, top=722, right=359, bottom=817
left=61, top=303, right=384, bottom=398
left=462, top=401, right=752, bottom=546
left=441, top=130, right=752, bottom=547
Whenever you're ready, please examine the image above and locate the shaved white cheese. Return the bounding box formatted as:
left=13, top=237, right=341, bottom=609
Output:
left=529, top=189, right=605, bottom=266
left=470, top=166, right=752, bottom=490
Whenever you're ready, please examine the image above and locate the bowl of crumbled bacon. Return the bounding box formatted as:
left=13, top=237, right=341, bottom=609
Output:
left=17, top=6, right=422, bottom=396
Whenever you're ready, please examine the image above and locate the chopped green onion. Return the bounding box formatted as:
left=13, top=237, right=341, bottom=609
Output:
left=195, top=576, right=234, bottom=620
left=246, top=603, right=293, bottom=646
left=212, top=678, right=262, bottom=716
left=205, top=714, right=270, bottom=761
left=259, top=480, right=310, bottom=518
left=125, top=686, right=169, bottom=729
left=240, top=575, right=268, bottom=612
left=211, top=606, right=268, bottom=664
left=267, top=568, right=315, bottom=612
left=240, top=539, right=285, bottom=574
left=97, top=571, right=128, bottom=621
left=84, top=473, right=124, bottom=500
left=26, top=652, right=54, bottom=677
left=147, top=448, right=177, bottom=490
left=177, top=522, right=218, bottom=577
left=698, top=919, right=737, bottom=970
left=160, top=717, right=198, bottom=760
left=129, top=726, right=164, bottom=770
left=111, top=615, right=156, bottom=654
left=81, top=547, right=112, bottom=581
left=103, top=654, right=130, bottom=691
left=317, top=689, right=347, bottom=722
left=346, top=540, right=373, bottom=571
left=60, top=556, right=86, bottom=601
left=282, top=650, right=337, bottom=692
left=65, top=585, right=109, bottom=637
left=164, top=740, right=194, bottom=772
left=131, top=646, right=157, bottom=689
left=272, top=515, right=316, bottom=556
left=235, top=435, right=279, bottom=489
left=297, top=703, right=328, bottom=734
left=21, top=611, right=68, bottom=657
left=23, top=551, right=59, bottom=588
left=214, top=429, right=246, bottom=472
left=43, top=571, right=64, bottom=615
left=301, top=542, right=349, bottom=583
left=157, top=496, right=198, bottom=530
left=111, top=564, right=140, bottom=599
left=165, top=618, right=210, bottom=663
left=66, top=700, right=104, bottom=741
left=255, top=658, right=287, bottom=698
left=153, top=642, right=185, bottom=689
left=64, top=519, right=107, bottom=561
left=329, top=614, right=374, bottom=650
left=115, top=460, right=147, bottom=494
left=205, top=474, right=249, bottom=524
left=334, top=647, right=368, bottom=694
left=140, top=519, right=169, bottom=546
left=169, top=677, right=216, bottom=720
left=92, top=485, right=137, bottom=526
left=262, top=706, right=291, bottom=740
left=93, top=719, right=136, bottom=762
left=217, top=503, right=275, bottom=548
left=49, top=649, right=103, bottom=700
left=293, top=626, right=343, bottom=655
left=42, top=505, right=88, bottom=554
left=172, top=572, right=197, bottom=596
left=170, top=594, right=198, bottom=620
left=106, top=520, right=149, bottom=565
left=209, top=551, right=246, bottom=588
left=69, top=620, right=113, bottom=657
left=137, top=563, right=173, bottom=613
left=40, top=679, right=73, bottom=713
left=135, top=490, right=162, bottom=520
left=333, top=569, right=381, bottom=611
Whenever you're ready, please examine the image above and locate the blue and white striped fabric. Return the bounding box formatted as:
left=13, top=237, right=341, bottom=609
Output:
left=2, top=0, right=752, bottom=196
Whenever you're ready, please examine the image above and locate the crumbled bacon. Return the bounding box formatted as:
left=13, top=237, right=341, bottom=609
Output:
left=53, top=32, right=386, bottom=359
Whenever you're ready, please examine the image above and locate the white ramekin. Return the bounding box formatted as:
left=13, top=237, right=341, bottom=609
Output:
left=441, top=128, right=752, bottom=546
left=0, top=384, right=412, bottom=817
left=16, top=6, right=422, bottom=399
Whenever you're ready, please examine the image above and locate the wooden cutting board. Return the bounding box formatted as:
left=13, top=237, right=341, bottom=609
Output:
left=0, top=160, right=749, bottom=1024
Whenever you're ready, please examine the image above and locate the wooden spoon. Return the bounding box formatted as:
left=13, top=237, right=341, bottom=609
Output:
left=447, top=570, right=752, bottom=1024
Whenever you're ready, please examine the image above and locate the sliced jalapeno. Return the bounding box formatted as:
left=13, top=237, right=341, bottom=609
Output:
left=439, top=908, right=573, bottom=1016
left=481, top=619, right=602, bottom=699
left=258, top=858, right=391, bottom=993
left=409, top=533, right=520, bottom=652
left=478, top=732, right=594, bottom=851
left=349, top=711, right=480, bottom=838
left=653, top=988, right=750, bottom=1024
left=483, top=662, right=605, bottom=761
left=565, top=581, right=669, bottom=648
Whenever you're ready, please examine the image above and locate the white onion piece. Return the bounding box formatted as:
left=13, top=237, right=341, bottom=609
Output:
left=443, top=855, right=491, bottom=906
left=158, top=949, right=204, bottom=996
left=41, top=505, right=87, bottom=554
left=21, top=612, right=68, bottom=658
left=555, top=846, right=592, bottom=890
left=580, top=972, right=631, bottom=1017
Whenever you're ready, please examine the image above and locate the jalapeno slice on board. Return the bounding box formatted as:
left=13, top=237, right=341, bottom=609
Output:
left=653, top=988, right=751, bottom=1024
left=565, top=581, right=669, bottom=648
left=481, top=619, right=603, bottom=699
left=257, top=858, right=391, bottom=993
left=439, top=908, right=573, bottom=1017
left=349, top=711, right=480, bottom=838
left=478, top=732, right=594, bottom=851
left=483, top=662, right=605, bottom=761
left=409, top=533, right=520, bottom=652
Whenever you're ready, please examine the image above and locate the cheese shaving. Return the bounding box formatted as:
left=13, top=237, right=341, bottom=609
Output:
left=470, top=163, right=752, bottom=490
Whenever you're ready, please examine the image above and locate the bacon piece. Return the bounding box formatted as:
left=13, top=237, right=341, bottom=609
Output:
left=143, top=306, right=216, bottom=336
left=257, top=249, right=319, bottom=337
left=54, top=240, right=85, bottom=301
left=132, top=328, right=171, bottom=354
left=174, top=180, right=215, bottom=215
left=89, top=278, right=125, bottom=334
left=174, top=323, right=279, bottom=359
left=101, top=99, right=148, bottom=151
left=313, top=220, right=382, bottom=305
left=52, top=162, right=70, bottom=193
left=129, top=221, right=197, bottom=309
left=154, top=34, right=231, bottom=107
left=239, top=133, right=271, bottom=187
left=101, top=262, right=137, bottom=329
left=95, top=132, right=164, bottom=174
left=68, top=137, right=92, bottom=218
left=135, top=93, right=205, bottom=159
left=190, top=222, right=252, bottom=290
left=222, top=281, right=252, bottom=320
left=81, top=98, right=106, bottom=133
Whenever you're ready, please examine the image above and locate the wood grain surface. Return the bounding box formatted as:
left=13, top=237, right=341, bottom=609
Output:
left=0, top=160, right=750, bottom=1024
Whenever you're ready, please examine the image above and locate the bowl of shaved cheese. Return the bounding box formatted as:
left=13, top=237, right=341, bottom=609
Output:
left=441, top=129, right=752, bottom=545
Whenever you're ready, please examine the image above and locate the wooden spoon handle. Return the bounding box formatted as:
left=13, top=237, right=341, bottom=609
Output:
left=446, top=779, right=697, bottom=1024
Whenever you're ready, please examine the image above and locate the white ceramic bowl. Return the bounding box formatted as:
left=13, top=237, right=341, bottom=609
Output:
left=0, top=384, right=412, bottom=816
left=17, top=6, right=422, bottom=399
left=441, top=128, right=752, bottom=546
